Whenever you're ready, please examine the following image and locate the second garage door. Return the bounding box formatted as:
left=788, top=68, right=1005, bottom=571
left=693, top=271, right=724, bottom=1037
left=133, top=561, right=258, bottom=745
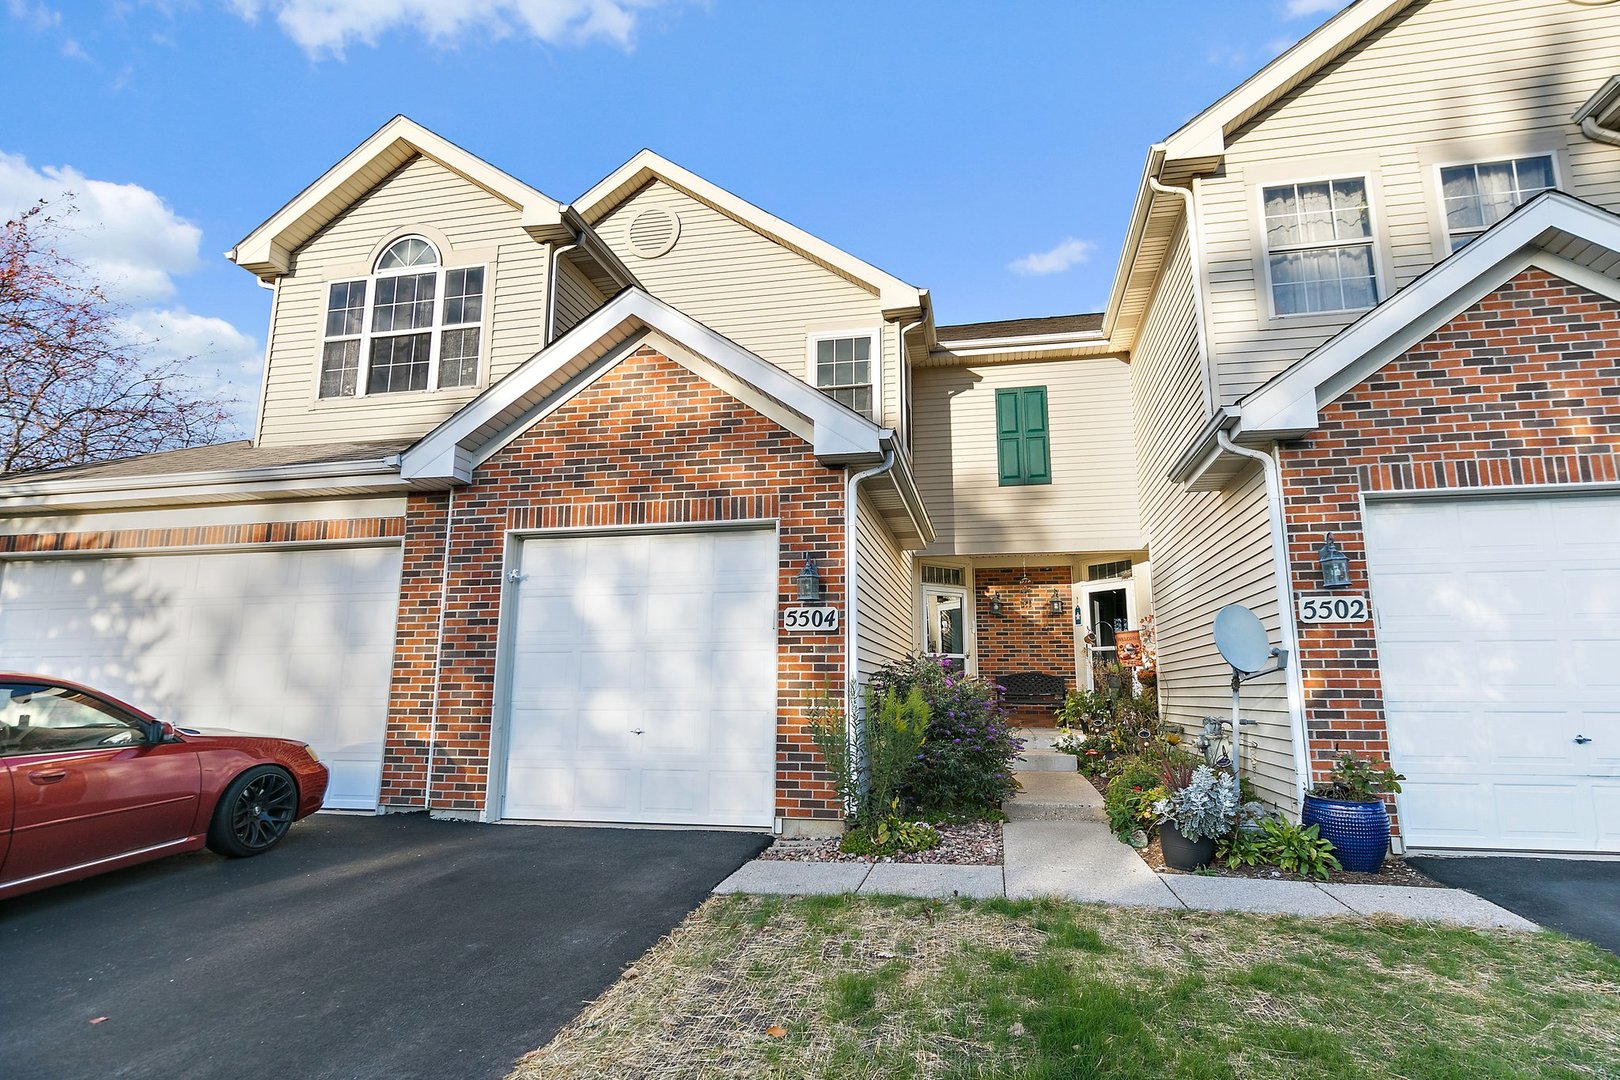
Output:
left=0, top=545, right=402, bottom=809
left=1364, top=493, right=1620, bottom=852
left=501, top=528, right=778, bottom=827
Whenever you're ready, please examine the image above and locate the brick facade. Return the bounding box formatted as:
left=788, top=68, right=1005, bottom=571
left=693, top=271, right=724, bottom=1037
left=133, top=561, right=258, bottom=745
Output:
left=1277, top=269, right=1620, bottom=832
left=974, top=564, right=1076, bottom=725
left=379, top=345, right=848, bottom=821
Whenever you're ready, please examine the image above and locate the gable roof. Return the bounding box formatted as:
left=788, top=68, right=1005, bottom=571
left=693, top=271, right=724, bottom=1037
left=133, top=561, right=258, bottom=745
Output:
left=935, top=313, right=1104, bottom=344
left=1171, top=192, right=1620, bottom=489
left=228, top=116, right=569, bottom=281
left=401, top=286, right=933, bottom=546
left=573, top=149, right=926, bottom=319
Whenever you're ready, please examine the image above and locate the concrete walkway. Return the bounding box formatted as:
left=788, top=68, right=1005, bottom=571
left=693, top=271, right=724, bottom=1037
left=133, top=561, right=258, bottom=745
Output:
left=716, top=733, right=1537, bottom=931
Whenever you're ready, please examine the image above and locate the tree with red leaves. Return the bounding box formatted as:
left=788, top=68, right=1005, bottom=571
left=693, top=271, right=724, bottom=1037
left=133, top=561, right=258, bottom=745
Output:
left=0, top=200, right=233, bottom=475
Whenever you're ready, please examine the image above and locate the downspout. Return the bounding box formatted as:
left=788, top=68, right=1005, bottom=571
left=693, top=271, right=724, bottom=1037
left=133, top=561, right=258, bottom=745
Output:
left=895, top=318, right=922, bottom=449
left=1147, top=176, right=1217, bottom=418
left=1216, top=431, right=1311, bottom=810
left=844, top=446, right=897, bottom=723
left=424, top=488, right=457, bottom=812
left=544, top=241, right=579, bottom=346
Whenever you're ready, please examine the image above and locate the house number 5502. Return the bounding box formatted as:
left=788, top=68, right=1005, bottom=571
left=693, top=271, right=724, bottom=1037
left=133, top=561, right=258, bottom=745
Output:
left=1297, top=594, right=1371, bottom=623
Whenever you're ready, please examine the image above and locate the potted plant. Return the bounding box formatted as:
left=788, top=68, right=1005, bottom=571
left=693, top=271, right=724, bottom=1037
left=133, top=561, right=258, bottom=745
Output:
left=1302, top=752, right=1405, bottom=873
left=1153, top=760, right=1239, bottom=870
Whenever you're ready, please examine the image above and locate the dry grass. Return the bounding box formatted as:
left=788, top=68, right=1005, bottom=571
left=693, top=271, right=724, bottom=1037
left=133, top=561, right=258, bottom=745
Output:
left=511, top=895, right=1620, bottom=1080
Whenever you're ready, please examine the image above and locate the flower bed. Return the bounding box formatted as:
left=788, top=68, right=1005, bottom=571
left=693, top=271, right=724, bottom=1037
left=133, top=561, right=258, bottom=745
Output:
left=755, top=821, right=1002, bottom=865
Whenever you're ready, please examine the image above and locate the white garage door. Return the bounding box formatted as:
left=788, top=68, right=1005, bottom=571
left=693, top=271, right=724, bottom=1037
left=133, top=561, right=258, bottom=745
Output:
left=0, top=546, right=402, bottom=809
left=501, top=528, right=778, bottom=827
left=1364, top=494, right=1620, bottom=852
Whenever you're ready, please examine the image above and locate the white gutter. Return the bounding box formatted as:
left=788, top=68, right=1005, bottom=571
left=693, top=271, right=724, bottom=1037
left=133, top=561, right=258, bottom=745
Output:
left=844, top=447, right=897, bottom=722
left=1573, top=75, right=1620, bottom=148
left=544, top=241, right=579, bottom=346
left=935, top=329, right=1106, bottom=351
left=1216, top=430, right=1310, bottom=809
left=1148, top=175, right=1217, bottom=417
left=0, top=456, right=404, bottom=500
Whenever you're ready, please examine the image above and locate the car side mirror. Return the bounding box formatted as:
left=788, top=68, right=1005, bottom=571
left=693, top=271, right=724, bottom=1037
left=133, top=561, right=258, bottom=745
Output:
left=143, top=720, right=168, bottom=746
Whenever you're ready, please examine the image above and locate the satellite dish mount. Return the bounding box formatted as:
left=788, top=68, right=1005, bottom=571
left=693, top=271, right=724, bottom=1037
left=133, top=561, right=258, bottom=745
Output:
left=1209, top=604, right=1289, bottom=780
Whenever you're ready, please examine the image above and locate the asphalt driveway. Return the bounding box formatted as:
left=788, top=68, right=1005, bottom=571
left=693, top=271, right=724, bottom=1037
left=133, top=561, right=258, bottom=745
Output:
left=1408, top=855, right=1620, bottom=955
left=0, top=813, right=768, bottom=1080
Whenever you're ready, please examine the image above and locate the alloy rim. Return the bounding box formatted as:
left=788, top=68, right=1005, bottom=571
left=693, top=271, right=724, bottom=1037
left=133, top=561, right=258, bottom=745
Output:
left=231, top=772, right=296, bottom=849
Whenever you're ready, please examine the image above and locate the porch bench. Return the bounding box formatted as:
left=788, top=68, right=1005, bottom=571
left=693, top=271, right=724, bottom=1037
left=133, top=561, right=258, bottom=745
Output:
left=997, top=671, right=1067, bottom=708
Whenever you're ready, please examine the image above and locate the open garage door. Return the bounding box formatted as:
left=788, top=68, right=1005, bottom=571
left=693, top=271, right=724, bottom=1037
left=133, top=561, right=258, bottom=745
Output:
left=0, top=546, right=402, bottom=809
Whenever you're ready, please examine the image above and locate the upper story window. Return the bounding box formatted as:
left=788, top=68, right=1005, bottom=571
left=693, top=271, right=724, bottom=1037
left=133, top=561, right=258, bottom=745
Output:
left=1262, top=178, right=1378, bottom=317
left=1440, top=155, right=1555, bottom=251
left=318, top=236, right=486, bottom=400
left=811, top=332, right=876, bottom=420
left=995, top=386, right=1050, bottom=487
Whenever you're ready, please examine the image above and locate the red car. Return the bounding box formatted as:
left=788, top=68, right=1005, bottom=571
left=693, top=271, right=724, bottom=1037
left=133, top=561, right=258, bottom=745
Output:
left=0, top=673, right=328, bottom=900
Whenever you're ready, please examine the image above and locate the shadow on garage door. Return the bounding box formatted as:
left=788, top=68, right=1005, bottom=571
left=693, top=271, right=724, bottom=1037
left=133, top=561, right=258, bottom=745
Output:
left=0, top=813, right=769, bottom=1080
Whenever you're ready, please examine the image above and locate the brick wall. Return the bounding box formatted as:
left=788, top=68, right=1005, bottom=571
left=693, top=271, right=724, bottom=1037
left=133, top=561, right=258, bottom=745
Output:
left=379, top=345, right=848, bottom=820
left=974, top=564, right=1075, bottom=725
left=1277, top=269, right=1620, bottom=831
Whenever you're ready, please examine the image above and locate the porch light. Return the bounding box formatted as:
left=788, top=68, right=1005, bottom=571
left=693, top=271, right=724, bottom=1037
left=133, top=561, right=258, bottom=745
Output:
left=1050, top=593, right=1065, bottom=616
left=795, top=555, right=824, bottom=604
left=1318, top=533, right=1351, bottom=589
left=990, top=594, right=1005, bottom=617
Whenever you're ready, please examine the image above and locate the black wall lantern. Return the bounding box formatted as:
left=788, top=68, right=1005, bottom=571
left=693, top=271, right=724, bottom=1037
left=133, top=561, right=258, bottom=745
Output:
left=989, top=594, right=1005, bottom=617
left=1318, top=533, right=1351, bottom=589
left=1049, top=593, right=1066, bottom=616
left=795, top=555, right=824, bottom=604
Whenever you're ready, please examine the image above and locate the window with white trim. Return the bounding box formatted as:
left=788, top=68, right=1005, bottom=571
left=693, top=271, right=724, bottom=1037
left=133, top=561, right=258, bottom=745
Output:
left=1440, top=155, right=1555, bottom=251
left=811, top=333, right=875, bottom=419
left=1262, top=178, right=1378, bottom=316
left=318, top=236, right=485, bottom=399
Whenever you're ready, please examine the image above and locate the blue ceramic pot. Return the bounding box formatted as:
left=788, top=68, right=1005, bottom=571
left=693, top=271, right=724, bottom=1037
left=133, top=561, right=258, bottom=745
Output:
left=1302, top=795, right=1390, bottom=874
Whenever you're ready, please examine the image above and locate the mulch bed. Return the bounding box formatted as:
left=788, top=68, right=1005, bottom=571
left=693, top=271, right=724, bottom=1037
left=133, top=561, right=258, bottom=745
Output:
left=754, top=820, right=1002, bottom=865
left=1083, top=773, right=1445, bottom=888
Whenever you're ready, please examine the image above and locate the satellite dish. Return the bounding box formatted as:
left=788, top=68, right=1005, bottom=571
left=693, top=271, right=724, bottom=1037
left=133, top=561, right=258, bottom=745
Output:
left=1213, top=604, right=1273, bottom=674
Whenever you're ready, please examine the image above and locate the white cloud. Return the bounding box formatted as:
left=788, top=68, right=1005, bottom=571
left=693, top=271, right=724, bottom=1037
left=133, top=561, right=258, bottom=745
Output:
left=229, top=0, right=667, bottom=58
left=5, top=0, right=59, bottom=31
left=0, top=151, right=202, bottom=304
left=1009, top=238, right=1095, bottom=277
left=119, top=309, right=261, bottom=433
left=1284, top=0, right=1342, bottom=17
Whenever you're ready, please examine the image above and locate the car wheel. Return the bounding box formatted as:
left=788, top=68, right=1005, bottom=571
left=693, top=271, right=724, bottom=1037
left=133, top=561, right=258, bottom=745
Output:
left=207, top=765, right=299, bottom=858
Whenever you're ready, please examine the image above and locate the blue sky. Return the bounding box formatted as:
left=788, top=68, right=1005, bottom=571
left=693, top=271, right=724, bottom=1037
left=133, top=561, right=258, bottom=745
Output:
left=0, top=0, right=1345, bottom=429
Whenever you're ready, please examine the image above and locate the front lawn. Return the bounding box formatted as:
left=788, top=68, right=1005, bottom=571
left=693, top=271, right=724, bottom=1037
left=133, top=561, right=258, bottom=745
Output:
left=512, top=895, right=1620, bottom=1080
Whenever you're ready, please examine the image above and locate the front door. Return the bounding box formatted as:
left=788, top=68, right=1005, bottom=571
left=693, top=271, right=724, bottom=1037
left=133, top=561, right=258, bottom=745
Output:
left=1075, top=581, right=1134, bottom=689
left=922, top=585, right=970, bottom=671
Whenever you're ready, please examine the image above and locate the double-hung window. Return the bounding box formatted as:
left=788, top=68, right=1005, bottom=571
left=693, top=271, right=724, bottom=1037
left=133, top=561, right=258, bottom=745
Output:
left=1262, top=178, right=1379, bottom=316
left=811, top=333, right=876, bottom=420
left=1440, top=155, right=1555, bottom=251
left=995, top=386, right=1050, bottom=486
left=318, top=236, right=485, bottom=400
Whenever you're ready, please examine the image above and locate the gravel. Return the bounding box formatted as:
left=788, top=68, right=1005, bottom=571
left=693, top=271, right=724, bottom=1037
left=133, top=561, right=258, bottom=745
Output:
left=755, top=821, right=1002, bottom=865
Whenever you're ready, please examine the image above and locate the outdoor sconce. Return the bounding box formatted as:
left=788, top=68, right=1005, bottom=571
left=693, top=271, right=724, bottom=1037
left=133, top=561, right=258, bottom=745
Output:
left=795, top=555, right=824, bottom=604
left=1049, top=594, right=1066, bottom=616
left=1318, top=533, right=1351, bottom=589
left=989, top=595, right=1005, bottom=617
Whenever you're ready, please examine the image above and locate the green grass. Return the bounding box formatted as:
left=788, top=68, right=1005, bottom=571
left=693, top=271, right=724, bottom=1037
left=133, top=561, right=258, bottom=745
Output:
left=513, top=894, right=1620, bottom=1080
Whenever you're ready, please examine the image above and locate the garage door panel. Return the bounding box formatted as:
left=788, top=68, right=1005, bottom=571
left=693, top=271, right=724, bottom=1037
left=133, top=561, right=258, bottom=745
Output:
left=0, top=546, right=400, bottom=809
left=502, top=528, right=776, bottom=827
left=1366, top=493, right=1620, bottom=852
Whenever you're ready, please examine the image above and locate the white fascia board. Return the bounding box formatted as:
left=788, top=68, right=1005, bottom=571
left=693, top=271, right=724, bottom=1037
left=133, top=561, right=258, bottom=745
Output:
left=1240, top=193, right=1620, bottom=437
left=0, top=466, right=416, bottom=514
left=228, top=116, right=565, bottom=279
left=400, top=288, right=887, bottom=482
left=1162, top=0, right=1417, bottom=163
left=574, top=149, right=924, bottom=314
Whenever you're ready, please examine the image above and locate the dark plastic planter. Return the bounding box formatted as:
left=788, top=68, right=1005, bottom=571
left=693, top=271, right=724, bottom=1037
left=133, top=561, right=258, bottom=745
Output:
left=1302, top=795, right=1390, bottom=873
left=1159, top=821, right=1216, bottom=871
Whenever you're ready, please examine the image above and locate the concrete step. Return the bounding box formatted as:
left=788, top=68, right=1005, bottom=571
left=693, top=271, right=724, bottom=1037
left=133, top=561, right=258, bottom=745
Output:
left=1005, top=770, right=1107, bottom=823
left=1015, top=747, right=1078, bottom=773
left=1013, top=727, right=1062, bottom=751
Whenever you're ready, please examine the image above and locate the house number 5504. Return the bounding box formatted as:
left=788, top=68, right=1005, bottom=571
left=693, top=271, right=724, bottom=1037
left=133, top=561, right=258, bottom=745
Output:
left=1297, top=594, right=1371, bottom=623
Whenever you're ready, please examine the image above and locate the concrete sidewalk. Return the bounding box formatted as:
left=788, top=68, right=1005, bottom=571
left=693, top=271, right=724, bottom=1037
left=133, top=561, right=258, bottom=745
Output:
left=713, top=816, right=1538, bottom=931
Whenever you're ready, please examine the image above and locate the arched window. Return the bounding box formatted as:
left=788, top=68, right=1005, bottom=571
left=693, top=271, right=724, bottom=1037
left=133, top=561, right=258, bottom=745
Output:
left=317, top=235, right=484, bottom=399
left=375, top=236, right=438, bottom=271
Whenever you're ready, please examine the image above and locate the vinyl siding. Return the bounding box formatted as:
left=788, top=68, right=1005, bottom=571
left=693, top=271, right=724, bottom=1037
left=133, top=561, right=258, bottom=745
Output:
left=1200, top=0, right=1620, bottom=402
left=1133, top=225, right=1297, bottom=812
left=258, top=155, right=550, bottom=447
left=553, top=256, right=607, bottom=338
left=594, top=180, right=901, bottom=430
left=855, top=488, right=914, bottom=683
left=911, top=357, right=1140, bottom=557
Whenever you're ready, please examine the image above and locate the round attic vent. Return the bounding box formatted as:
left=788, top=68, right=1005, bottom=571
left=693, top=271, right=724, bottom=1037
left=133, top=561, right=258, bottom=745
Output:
left=626, top=207, right=681, bottom=259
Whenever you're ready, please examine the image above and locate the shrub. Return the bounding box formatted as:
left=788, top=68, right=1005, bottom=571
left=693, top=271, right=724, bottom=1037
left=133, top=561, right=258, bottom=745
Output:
left=1152, top=765, right=1239, bottom=843
left=870, top=655, right=1022, bottom=818
left=1104, top=755, right=1167, bottom=841
left=839, top=817, right=940, bottom=857
left=1311, top=751, right=1405, bottom=802
left=806, top=685, right=930, bottom=824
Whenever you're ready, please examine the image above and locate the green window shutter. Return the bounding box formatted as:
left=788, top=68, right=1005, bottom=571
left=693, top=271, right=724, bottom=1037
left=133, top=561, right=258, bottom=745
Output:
left=1021, top=387, right=1050, bottom=484
left=995, top=389, right=1025, bottom=484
